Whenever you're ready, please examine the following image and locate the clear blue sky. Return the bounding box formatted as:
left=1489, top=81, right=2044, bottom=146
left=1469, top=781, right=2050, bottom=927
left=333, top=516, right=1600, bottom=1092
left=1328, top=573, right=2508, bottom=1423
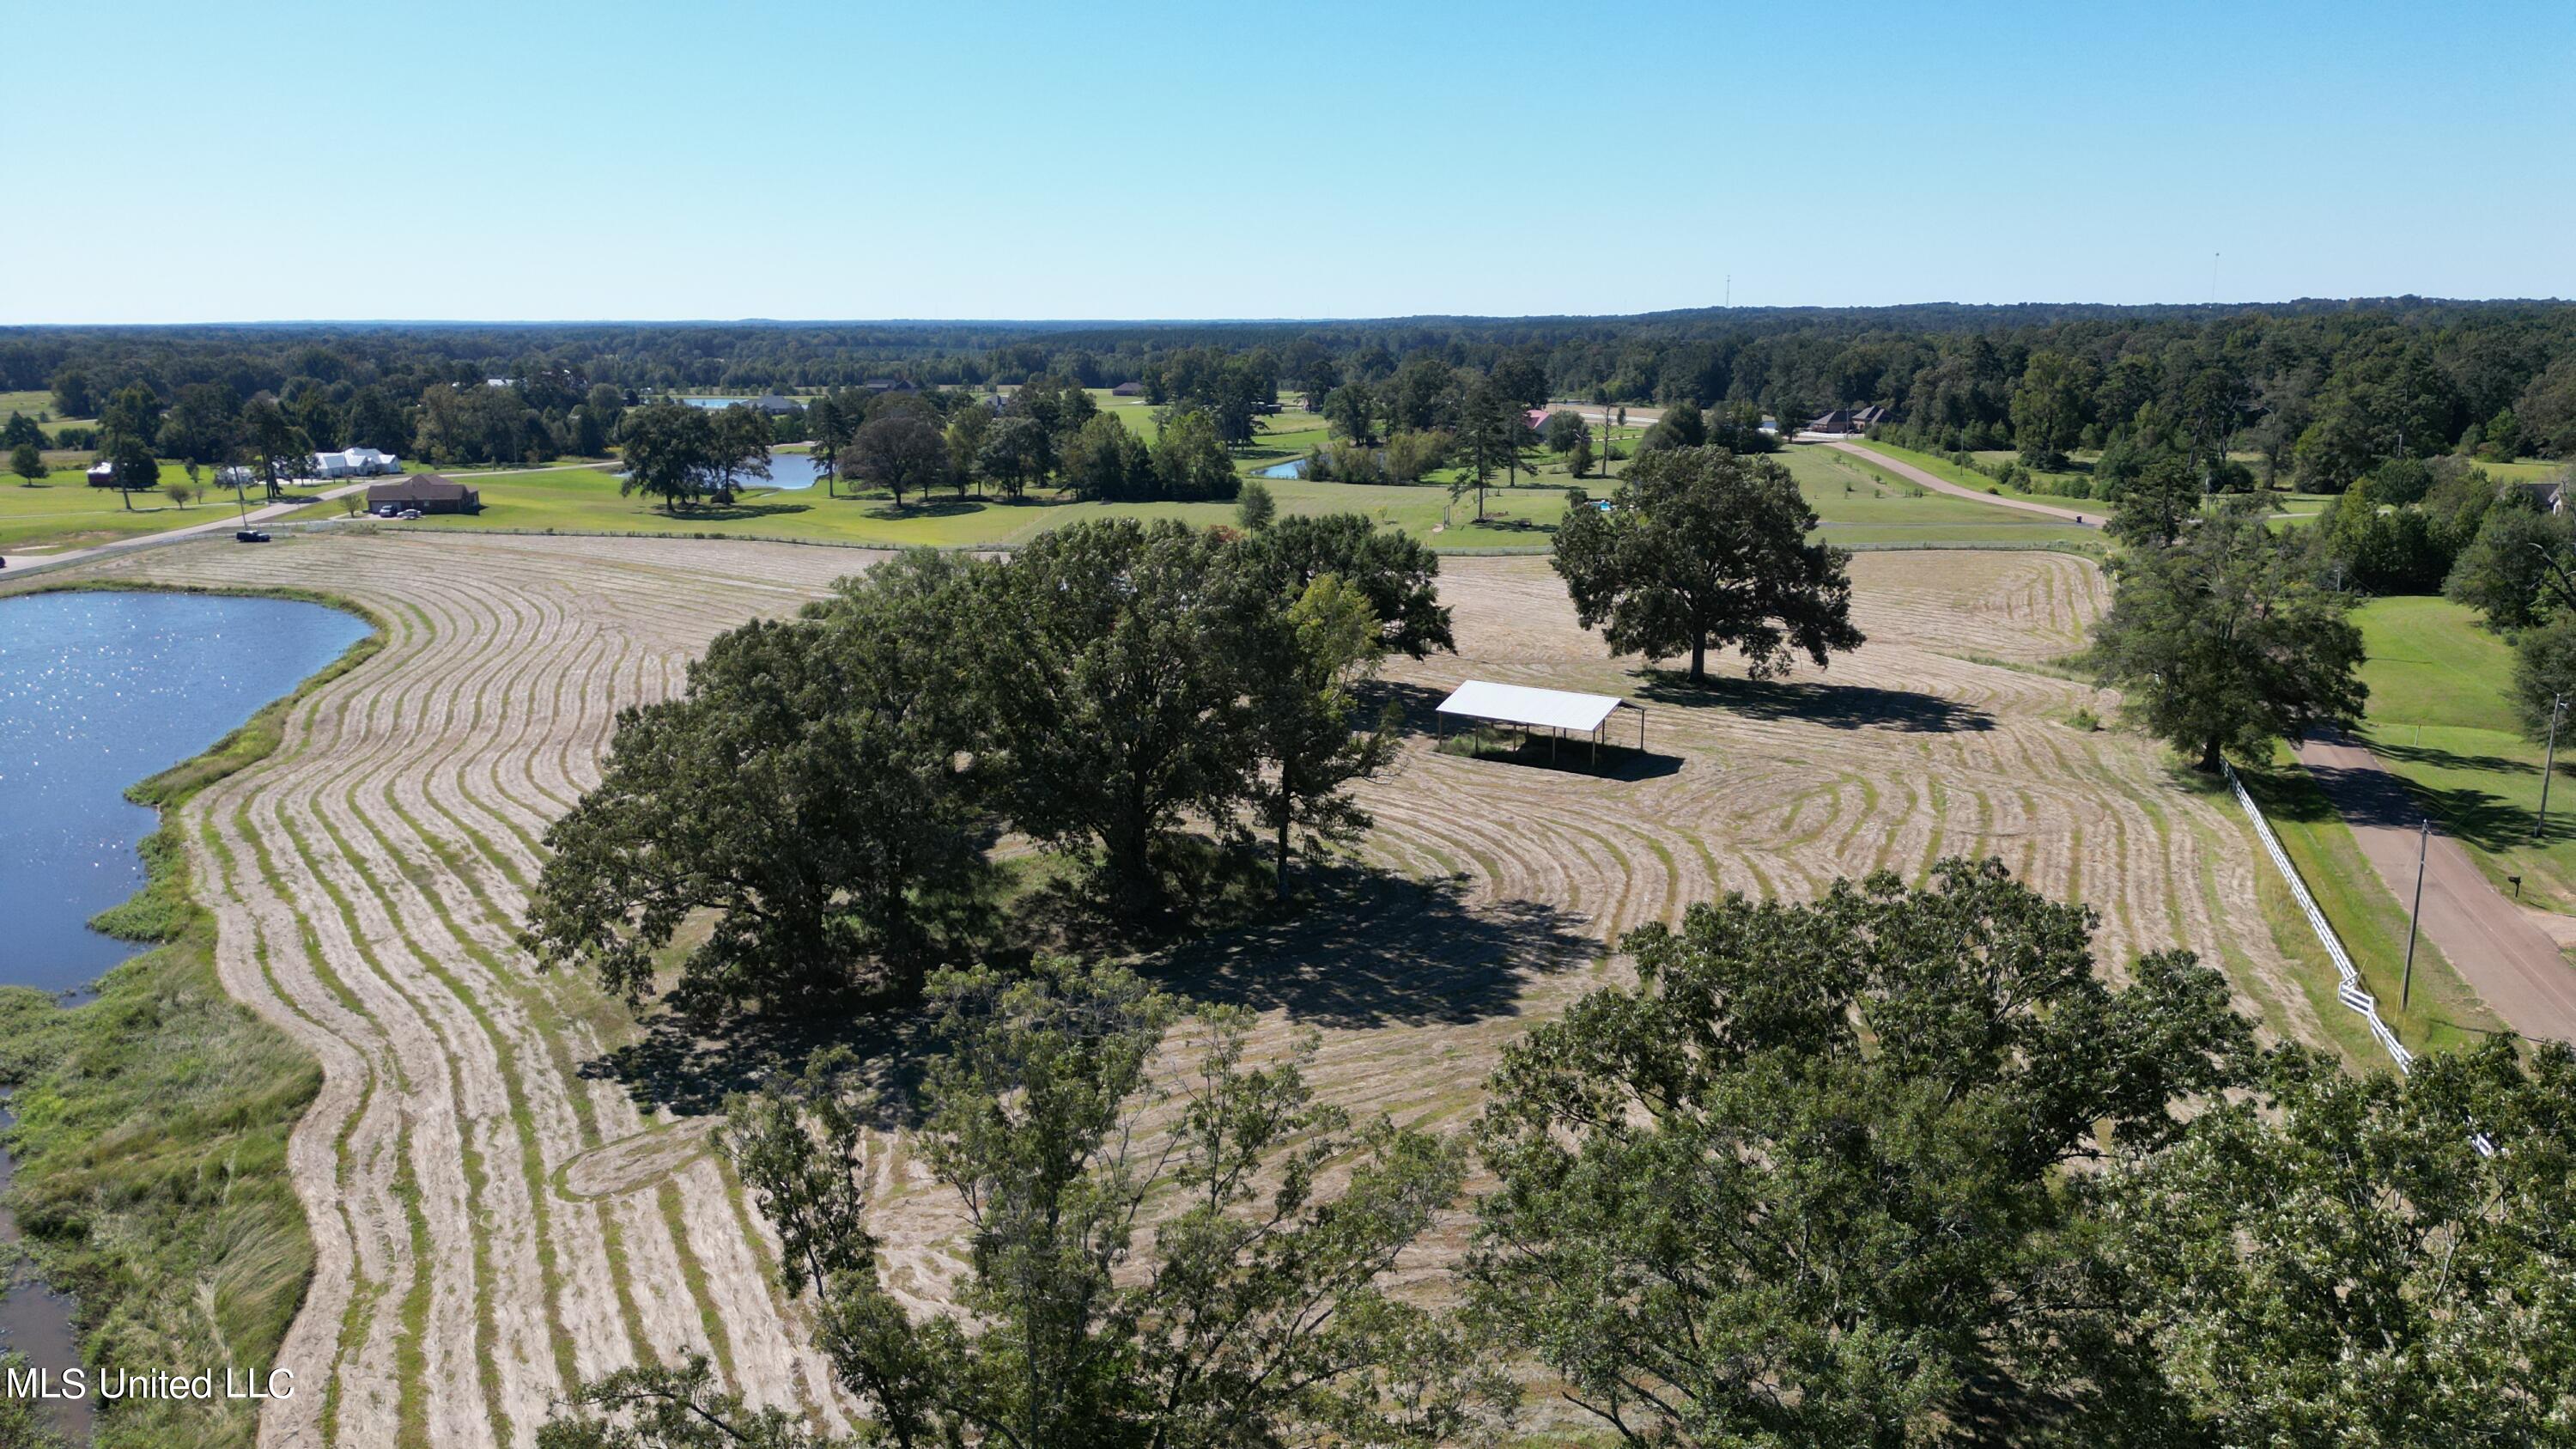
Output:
left=14, top=0, right=2571, bottom=324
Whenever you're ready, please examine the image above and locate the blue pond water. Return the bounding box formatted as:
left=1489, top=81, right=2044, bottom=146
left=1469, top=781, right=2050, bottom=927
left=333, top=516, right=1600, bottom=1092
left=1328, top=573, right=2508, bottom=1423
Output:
left=610, top=448, right=822, bottom=491
left=678, top=396, right=749, bottom=410
left=0, top=591, right=371, bottom=994
left=761, top=451, right=822, bottom=490
left=1257, top=459, right=1307, bottom=479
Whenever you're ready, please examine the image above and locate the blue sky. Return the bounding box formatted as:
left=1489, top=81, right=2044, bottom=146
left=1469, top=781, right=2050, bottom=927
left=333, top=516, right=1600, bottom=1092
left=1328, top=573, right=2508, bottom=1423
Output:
left=12, top=0, right=2571, bottom=323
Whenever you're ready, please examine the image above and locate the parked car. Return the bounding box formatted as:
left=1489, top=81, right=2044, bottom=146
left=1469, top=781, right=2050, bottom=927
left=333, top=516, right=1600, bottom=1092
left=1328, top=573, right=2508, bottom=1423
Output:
left=398, top=508, right=422, bottom=520
left=234, top=529, right=271, bottom=543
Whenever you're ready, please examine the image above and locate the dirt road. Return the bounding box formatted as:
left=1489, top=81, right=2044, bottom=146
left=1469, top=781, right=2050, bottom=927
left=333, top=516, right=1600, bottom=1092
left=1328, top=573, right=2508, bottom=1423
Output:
left=2296, top=729, right=2576, bottom=1044
left=1826, top=441, right=2104, bottom=529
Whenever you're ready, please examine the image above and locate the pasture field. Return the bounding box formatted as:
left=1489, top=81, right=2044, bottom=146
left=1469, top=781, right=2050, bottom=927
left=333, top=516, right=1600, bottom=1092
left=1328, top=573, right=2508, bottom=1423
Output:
left=279, top=467, right=1588, bottom=551
left=1, top=527, right=2439, bottom=1446
left=1777, top=444, right=2100, bottom=548
left=2350, top=594, right=2576, bottom=912
left=1866, top=439, right=2336, bottom=521
left=0, top=387, right=101, bottom=446
left=270, top=429, right=2091, bottom=557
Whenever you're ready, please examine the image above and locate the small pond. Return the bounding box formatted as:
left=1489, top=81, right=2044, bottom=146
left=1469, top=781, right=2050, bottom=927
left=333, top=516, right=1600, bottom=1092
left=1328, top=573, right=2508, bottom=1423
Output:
left=759, top=450, right=822, bottom=490
left=0, top=592, right=372, bottom=994
left=1257, top=459, right=1307, bottom=479
left=611, top=448, right=821, bottom=491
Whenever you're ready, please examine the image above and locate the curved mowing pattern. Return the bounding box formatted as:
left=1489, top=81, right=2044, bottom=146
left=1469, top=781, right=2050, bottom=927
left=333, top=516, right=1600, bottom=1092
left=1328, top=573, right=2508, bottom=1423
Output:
left=46, top=535, right=2325, bottom=1446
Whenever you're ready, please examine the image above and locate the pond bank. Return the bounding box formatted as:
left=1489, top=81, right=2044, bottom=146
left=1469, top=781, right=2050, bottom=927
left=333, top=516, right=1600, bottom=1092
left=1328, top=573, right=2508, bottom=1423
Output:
left=0, top=580, right=385, bottom=1448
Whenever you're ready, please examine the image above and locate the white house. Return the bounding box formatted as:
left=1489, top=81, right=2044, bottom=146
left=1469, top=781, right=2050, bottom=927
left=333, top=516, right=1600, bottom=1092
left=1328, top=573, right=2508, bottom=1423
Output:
left=308, top=447, right=403, bottom=478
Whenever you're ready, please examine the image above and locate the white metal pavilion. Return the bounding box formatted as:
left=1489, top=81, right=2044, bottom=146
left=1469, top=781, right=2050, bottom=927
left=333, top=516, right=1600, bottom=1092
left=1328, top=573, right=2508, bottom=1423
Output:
left=1432, top=679, right=1646, bottom=767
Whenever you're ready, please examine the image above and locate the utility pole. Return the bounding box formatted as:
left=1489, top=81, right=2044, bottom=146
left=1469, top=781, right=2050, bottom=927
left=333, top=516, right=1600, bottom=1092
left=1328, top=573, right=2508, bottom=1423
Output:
left=2402, top=818, right=2428, bottom=1012
left=2538, top=694, right=2566, bottom=840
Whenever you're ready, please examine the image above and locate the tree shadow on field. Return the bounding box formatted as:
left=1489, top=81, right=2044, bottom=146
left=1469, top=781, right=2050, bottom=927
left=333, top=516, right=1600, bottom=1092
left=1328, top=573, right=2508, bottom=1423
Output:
left=665, top=499, right=814, bottom=523
left=582, top=995, right=937, bottom=1128
left=860, top=496, right=983, bottom=520
left=1638, top=673, right=1993, bottom=734
left=1144, top=864, right=1595, bottom=1030
left=1358, top=679, right=1455, bottom=737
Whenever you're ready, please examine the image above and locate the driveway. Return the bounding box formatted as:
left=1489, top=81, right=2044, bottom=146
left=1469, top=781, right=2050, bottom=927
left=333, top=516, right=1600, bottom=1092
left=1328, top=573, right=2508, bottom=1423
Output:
left=2296, top=728, right=2576, bottom=1044
left=0, top=481, right=371, bottom=577
left=1825, top=441, right=2103, bottom=529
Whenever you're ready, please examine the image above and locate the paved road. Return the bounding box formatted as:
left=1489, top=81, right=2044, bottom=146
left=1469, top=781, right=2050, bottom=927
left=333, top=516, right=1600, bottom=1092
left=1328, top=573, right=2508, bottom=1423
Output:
left=2296, top=728, right=2576, bottom=1044
left=0, top=482, right=370, bottom=577
left=1825, top=441, right=2104, bottom=529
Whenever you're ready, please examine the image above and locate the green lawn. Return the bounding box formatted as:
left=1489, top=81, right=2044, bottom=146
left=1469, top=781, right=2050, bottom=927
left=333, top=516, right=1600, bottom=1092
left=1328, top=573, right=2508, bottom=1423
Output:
left=306, top=430, right=2106, bottom=556
left=2239, top=752, right=2502, bottom=1060
left=0, top=387, right=100, bottom=447
left=283, top=465, right=1589, bottom=551
left=1777, top=445, right=2099, bottom=549
left=1866, top=439, right=2334, bottom=524
left=2350, top=594, right=2576, bottom=913
left=0, top=468, right=275, bottom=553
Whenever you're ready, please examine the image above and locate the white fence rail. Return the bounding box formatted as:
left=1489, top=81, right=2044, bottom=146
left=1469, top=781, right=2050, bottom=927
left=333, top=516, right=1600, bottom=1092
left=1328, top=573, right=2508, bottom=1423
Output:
left=2222, top=762, right=2415, bottom=1073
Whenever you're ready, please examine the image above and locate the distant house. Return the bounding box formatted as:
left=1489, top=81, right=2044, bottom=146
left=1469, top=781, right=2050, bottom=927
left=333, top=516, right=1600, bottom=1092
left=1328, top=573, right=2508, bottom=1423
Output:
left=2506, top=479, right=2567, bottom=514
left=1804, top=405, right=1894, bottom=436
left=85, top=460, right=118, bottom=485
left=1524, top=407, right=1553, bottom=434
left=745, top=393, right=805, bottom=416
left=861, top=378, right=917, bottom=394
left=309, top=447, right=403, bottom=478
left=366, top=474, right=481, bottom=514
left=1110, top=381, right=1147, bottom=397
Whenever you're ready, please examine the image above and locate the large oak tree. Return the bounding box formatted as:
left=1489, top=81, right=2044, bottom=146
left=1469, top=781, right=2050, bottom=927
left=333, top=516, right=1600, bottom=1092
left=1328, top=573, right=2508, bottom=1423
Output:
left=2092, top=498, right=2366, bottom=771
left=1552, top=446, right=1862, bottom=685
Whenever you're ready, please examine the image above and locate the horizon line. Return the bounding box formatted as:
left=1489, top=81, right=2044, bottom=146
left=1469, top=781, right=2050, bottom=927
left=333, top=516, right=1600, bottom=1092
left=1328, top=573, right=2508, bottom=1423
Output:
left=8, top=294, right=2573, bottom=331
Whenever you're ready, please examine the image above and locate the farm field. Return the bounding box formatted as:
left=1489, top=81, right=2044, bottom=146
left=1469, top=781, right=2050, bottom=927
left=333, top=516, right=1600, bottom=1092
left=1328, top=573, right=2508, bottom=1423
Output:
left=3, top=526, right=2445, bottom=1446
left=2350, top=594, right=2576, bottom=913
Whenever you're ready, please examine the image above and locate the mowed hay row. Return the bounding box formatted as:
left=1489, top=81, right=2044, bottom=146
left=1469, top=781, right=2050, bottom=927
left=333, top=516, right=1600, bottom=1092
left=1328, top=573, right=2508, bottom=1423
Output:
left=59, top=533, right=872, bottom=1448
left=48, top=533, right=2328, bottom=1446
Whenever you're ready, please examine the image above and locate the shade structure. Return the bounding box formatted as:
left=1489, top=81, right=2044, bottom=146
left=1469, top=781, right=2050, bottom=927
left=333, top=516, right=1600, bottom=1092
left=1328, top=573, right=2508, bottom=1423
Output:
left=1436, top=680, right=1625, bottom=734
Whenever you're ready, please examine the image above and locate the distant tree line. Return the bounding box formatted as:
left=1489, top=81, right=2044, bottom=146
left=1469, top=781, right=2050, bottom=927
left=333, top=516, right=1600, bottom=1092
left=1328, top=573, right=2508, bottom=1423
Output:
left=15, top=297, right=2573, bottom=492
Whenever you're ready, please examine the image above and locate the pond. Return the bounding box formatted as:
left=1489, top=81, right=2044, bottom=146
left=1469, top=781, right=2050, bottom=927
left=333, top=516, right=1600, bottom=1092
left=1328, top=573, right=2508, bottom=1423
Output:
left=0, top=591, right=372, bottom=995
left=1257, top=459, right=1307, bottom=479
left=757, top=450, right=822, bottom=490
left=677, top=396, right=749, bottom=410
left=611, top=448, right=823, bottom=492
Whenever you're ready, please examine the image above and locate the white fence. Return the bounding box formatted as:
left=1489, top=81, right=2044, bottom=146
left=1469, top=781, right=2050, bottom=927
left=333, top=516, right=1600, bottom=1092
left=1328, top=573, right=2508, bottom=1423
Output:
left=2222, top=762, right=2415, bottom=1073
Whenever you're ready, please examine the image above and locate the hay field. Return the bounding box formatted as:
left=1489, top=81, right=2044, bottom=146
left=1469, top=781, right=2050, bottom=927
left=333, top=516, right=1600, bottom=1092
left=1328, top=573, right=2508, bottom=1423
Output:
left=33, top=533, right=2326, bottom=1446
